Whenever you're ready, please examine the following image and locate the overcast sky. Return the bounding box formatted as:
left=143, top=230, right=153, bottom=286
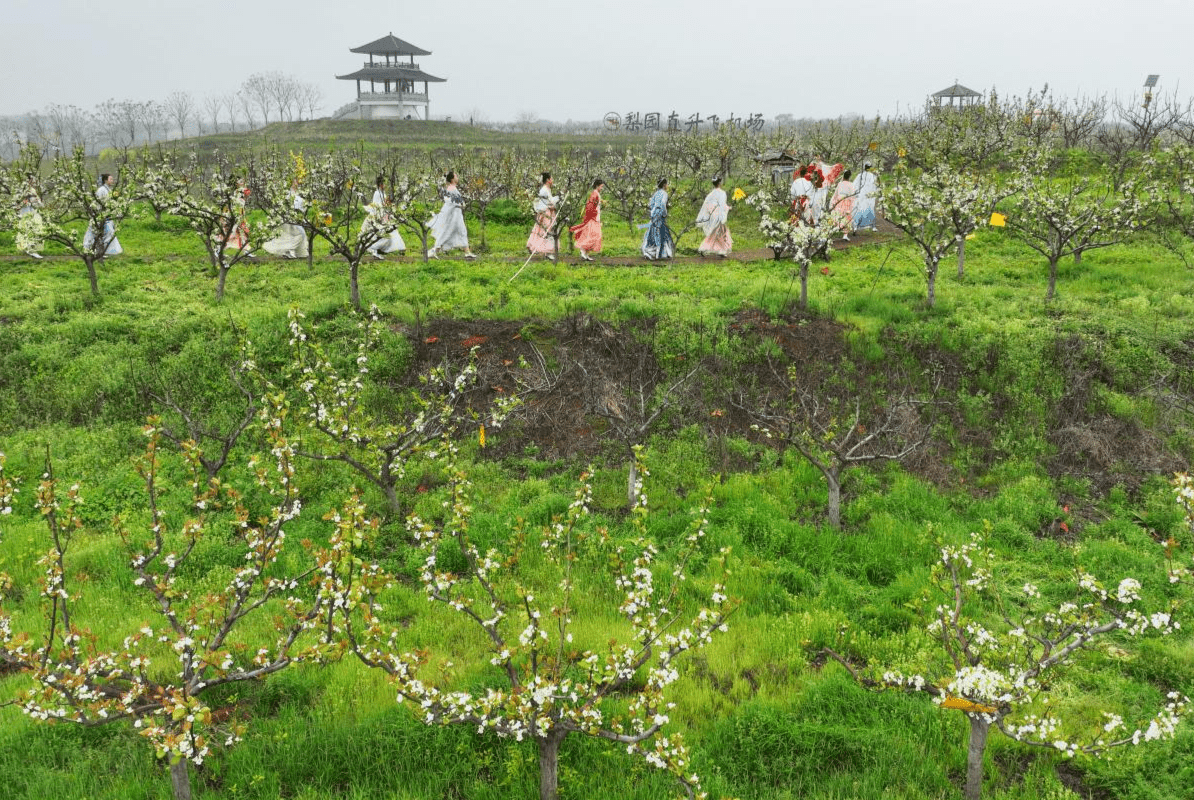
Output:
left=4, top=0, right=1192, bottom=123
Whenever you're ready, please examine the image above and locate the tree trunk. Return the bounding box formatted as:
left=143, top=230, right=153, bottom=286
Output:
left=169, top=758, right=193, bottom=800
left=349, top=261, right=361, bottom=311
left=85, top=256, right=99, bottom=296
left=956, top=237, right=966, bottom=279
left=1046, top=256, right=1059, bottom=302
left=826, top=465, right=841, bottom=530
left=216, top=263, right=229, bottom=301
left=537, top=730, right=567, bottom=800
left=964, top=714, right=990, bottom=800
left=1073, top=248, right=1083, bottom=265
left=306, top=231, right=316, bottom=270
left=926, top=259, right=938, bottom=309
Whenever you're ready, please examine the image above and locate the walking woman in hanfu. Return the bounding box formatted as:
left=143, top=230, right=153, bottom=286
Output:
left=264, top=178, right=309, bottom=259
left=830, top=169, right=856, bottom=241
left=16, top=176, right=46, bottom=259
left=853, top=163, right=879, bottom=231
left=217, top=178, right=253, bottom=257
left=569, top=178, right=604, bottom=261
left=364, top=175, right=406, bottom=260
left=428, top=171, right=476, bottom=259
left=83, top=173, right=123, bottom=257
left=526, top=172, right=560, bottom=261
left=641, top=178, right=674, bottom=260
left=696, top=177, right=732, bottom=257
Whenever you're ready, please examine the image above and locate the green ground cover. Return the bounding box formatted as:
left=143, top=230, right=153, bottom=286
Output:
left=1, top=149, right=1193, bottom=800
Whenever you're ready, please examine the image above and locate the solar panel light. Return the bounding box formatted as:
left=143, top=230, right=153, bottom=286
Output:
left=1143, top=74, right=1159, bottom=108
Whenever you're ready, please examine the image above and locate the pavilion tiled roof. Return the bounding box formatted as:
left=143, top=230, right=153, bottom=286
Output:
left=350, top=33, right=431, bottom=57
left=336, top=66, right=446, bottom=83
left=932, top=82, right=981, bottom=98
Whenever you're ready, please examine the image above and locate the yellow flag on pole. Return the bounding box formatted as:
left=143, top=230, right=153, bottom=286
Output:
left=989, top=212, right=1007, bottom=227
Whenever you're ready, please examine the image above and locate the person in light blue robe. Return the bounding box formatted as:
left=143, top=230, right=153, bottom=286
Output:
left=641, top=178, right=674, bottom=260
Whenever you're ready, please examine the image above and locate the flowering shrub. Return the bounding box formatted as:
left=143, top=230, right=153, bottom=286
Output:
left=882, top=161, right=1002, bottom=308
left=266, top=307, right=517, bottom=515
left=827, top=528, right=1188, bottom=800
left=310, top=447, right=736, bottom=800
left=1, top=416, right=336, bottom=800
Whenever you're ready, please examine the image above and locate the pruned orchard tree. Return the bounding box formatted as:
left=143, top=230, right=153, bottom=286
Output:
left=1143, top=144, right=1194, bottom=267
left=744, top=361, right=932, bottom=530
left=38, top=146, right=135, bottom=295
left=1001, top=165, right=1147, bottom=301
left=267, top=308, right=516, bottom=515
left=455, top=147, right=518, bottom=251
left=251, top=150, right=321, bottom=269
left=883, top=160, right=1001, bottom=308
left=310, top=446, right=736, bottom=800
left=895, top=93, right=1024, bottom=172
left=384, top=170, right=440, bottom=264
left=299, top=152, right=388, bottom=310
left=602, top=146, right=658, bottom=232
left=141, top=338, right=258, bottom=482
left=746, top=189, right=844, bottom=309
left=149, top=152, right=271, bottom=301
left=128, top=146, right=187, bottom=223
left=824, top=528, right=1189, bottom=800
left=1, top=412, right=335, bottom=800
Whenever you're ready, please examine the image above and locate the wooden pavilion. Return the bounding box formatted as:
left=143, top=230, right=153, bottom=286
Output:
left=931, top=82, right=982, bottom=109
left=335, top=33, right=446, bottom=120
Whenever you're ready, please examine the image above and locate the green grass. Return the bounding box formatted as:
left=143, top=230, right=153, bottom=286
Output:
left=1, top=149, right=1193, bottom=800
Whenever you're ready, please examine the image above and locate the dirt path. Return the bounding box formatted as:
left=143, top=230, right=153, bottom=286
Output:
left=0, top=221, right=904, bottom=265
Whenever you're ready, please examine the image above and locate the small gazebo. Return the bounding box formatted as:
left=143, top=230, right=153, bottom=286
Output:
left=931, top=82, right=982, bottom=109
left=335, top=32, right=446, bottom=120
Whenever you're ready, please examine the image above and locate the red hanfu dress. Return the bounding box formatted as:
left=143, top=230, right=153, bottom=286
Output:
left=569, top=189, right=603, bottom=253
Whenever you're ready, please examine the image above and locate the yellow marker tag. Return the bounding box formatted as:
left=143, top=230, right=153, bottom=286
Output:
left=989, top=212, right=1006, bottom=227
left=941, top=696, right=997, bottom=714
left=479, top=425, right=486, bottom=448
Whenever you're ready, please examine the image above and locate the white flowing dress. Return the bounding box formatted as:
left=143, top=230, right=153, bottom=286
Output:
left=83, top=183, right=122, bottom=256
left=696, top=187, right=732, bottom=255
left=429, top=185, right=470, bottom=252
left=365, top=188, right=406, bottom=254
left=264, top=191, right=310, bottom=257
left=853, top=170, right=879, bottom=229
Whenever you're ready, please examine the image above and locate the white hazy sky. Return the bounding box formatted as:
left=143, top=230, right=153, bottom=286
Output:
left=3, top=0, right=1191, bottom=123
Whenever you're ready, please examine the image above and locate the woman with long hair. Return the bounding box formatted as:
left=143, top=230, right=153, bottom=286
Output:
left=526, top=171, right=560, bottom=261
left=83, top=173, right=123, bottom=257
left=428, top=170, right=476, bottom=259
left=365, top=174, right=406, bottom=260
left=696, top=177, right=732, bottom=257
left=641, top=178, right=674, bottom=260
left=569, top=178, right=604, bottom=261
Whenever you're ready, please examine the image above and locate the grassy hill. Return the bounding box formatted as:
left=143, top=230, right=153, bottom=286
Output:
left=172, top=118, right=651, bottom=158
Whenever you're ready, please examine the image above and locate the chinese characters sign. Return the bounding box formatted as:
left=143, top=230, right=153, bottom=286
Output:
left=604, top=112, right=766, bottom=133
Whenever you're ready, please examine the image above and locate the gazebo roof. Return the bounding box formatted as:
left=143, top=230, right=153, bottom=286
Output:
left=350, top=33, right=431, bottom=56
left=336, top=66, right=446, bottom=83
left=756, top=150, right=799, bottom=165
left=932, top=82, right=982, bottom=99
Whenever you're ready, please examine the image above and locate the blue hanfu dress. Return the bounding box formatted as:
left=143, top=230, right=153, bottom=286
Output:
left=641, top=188, right=674, bottom=260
